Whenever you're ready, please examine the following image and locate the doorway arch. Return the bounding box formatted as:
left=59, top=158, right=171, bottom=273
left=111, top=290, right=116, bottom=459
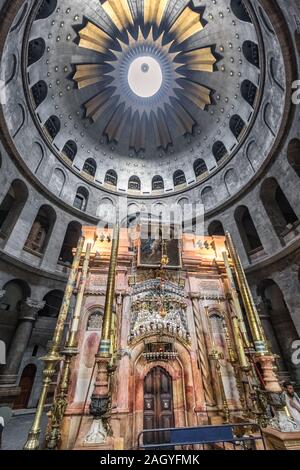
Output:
left=13, top=364, right=37, bottom=409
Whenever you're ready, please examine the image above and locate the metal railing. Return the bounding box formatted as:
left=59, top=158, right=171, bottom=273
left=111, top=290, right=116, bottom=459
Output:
left=138, top=423, right=266, bottom=450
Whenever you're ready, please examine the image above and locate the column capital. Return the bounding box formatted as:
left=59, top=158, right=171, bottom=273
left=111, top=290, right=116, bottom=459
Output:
left=19, top=298, right=46, bottom=321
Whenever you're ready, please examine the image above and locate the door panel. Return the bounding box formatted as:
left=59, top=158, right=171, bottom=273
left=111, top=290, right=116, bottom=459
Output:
left=143, top=366, right=175, bottom=445
left=13, top=364, right=37, bottom=410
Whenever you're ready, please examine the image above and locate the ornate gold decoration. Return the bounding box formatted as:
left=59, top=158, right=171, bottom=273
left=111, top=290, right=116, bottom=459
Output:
left=85, top=222, right=120, bottom=444
left=73, top=0, right=217, bottom=152
left=192, top=298, right=215, bottom=406
left=23, top=237, right=85, bottom=450
left=225, top=232, right=267, bottom=356
left=46, top=243, right=93, bottom=450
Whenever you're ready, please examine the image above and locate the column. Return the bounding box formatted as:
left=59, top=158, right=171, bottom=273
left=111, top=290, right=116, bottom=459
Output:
left=0, top=298, right=45, bottom=385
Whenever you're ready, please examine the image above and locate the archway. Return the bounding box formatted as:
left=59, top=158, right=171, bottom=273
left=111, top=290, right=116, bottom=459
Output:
left=257, top=280, right=300, bottom=383
left=13, top=364, right=37, bottom=410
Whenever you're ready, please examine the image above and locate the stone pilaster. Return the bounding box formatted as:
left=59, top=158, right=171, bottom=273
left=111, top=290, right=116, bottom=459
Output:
left=0, top=298, right=45, bottom=386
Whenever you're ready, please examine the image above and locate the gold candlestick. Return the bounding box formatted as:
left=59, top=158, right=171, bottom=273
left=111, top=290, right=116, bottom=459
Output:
left=225, top=233, right=267, bottom=355
left=85, top=223, right=120, bottom=444
left=225, top=233, right=281, bottom=393
left=23, top=237, right=85, bottom=450
left=206, top=307, right=230, bottom=423
left=222, top=251, right=250, bottom=371
left=46, top=242, right=92, bottom=450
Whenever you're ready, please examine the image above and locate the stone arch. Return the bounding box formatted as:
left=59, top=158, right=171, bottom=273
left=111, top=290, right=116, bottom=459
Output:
left=234, top=205, right=263, bottom=256
left=58, top=221, right=82, bottom=265
left=224, top=168, right=239, bottom=196
left=0, top=279, right=31, bottom=349
left=0, top=179, right=29, bottom=240
left=260, top=177, right=298, bottom=240
left=74, top=187, right=89, bottom=212
left=287, top=138, right=300, bottom=178
left=208, top=220, right=225, bottom=236
left=38, top=290, right=64, bottom=317
left=201, top=186, right=215, bottom=210
left=257, top=279, right=300, bottom=383
left=51, top=168, right=66, bottom=197
left=24, top=204, right=57, bottom=255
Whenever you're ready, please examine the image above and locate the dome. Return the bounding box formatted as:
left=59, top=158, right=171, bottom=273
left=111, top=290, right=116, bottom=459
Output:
left=0, top=0, right=286, bottom=199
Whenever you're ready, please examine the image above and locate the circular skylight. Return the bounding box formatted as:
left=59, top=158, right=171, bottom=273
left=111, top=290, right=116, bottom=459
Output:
left=127, top=56, right=163, bottom=98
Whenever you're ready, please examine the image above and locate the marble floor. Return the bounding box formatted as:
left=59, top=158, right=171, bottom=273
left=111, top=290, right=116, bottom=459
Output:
left=1, top=411, right=48, bottom=450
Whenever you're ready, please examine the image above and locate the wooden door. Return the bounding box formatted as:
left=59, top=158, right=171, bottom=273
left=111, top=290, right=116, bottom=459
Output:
left=143, top=367, right=174, bottom=445
left=13, top=364, right=36, bottom=410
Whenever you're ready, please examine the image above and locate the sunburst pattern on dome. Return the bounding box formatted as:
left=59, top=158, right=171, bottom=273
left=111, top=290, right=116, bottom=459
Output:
left=73, top=0, right=217, bottom=153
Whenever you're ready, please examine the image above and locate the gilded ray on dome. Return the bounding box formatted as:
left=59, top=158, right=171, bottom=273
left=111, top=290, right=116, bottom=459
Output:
left=74, top=64, right=110, bottom=89
left=144, top=0, right=169, bottom=27
left=168, top=5, right=204, bottom=44
left=73, top=0, right=217, bottom=152
left=78, top=21, right=111, bottom=54
left=101, top=0, right=134, bottom=30
left=184, top=48, right=217, bottom=73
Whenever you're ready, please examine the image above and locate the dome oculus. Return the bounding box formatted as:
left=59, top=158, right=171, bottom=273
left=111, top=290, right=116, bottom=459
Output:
left=73, top=0, right=217, bottom=153
left=128, top=57, right=163, bottom=98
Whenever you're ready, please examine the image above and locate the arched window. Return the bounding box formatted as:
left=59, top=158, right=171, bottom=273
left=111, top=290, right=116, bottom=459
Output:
left=260, top=178, right=298, bottom=239
left=83, top=158, right=97, bottom=178
left=152, top=176, right=164, bottom=191
left=28, top=38, right=45, bottom=66
left=24, top=205, right=56, bottom=255
left=212, top=141, right=228, bottom=162
left=230, top=0, right=252, bottom=22
left=235, top=206, right=263, bottom=256
left=1, top=279, right=30, bottom=312
left=241, top=80, right=258, bottom=107
left=229, top=115, right=245, bottom=140
left=36, top=0, right=57, bottom=20
left=128, top=176, right=141, bottom=191
left=59, top=221, right=82, bottom=264
left=208, top=220, right=225, bottom=236
left=87, top=311, right=103, bottom=331
left=242, top=40, right=260, bottom=68
left=74, top=187, right=89, bottom=212
left=287, top=139, right=300, bottom=178
left=105, top=170, right=118, bottom=187
left=173, top=170, right=186, bottom=188
left=62, top=140, right=77, bottom=162
left=39, top=290, right=64, bottom=317
left=44, top=115, right=60, bottom=140
left=193, top=159, right=207, bottom=178
left=0, top=180, right=28, bottom=240
left=31, top=80, right=48, bottom=107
